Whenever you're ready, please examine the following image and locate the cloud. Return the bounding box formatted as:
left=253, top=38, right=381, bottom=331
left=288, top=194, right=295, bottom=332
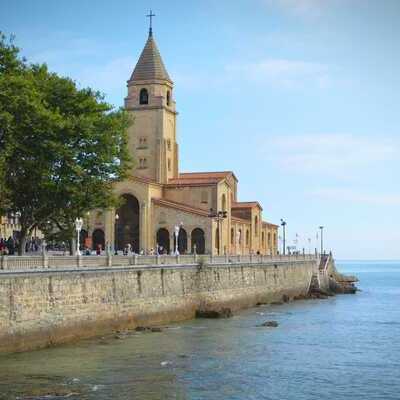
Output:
left=226, top=58, right=332, bottom=89
left=261, top=133, right=398, bottom=175
left=313, top=187, right=400, bottom=206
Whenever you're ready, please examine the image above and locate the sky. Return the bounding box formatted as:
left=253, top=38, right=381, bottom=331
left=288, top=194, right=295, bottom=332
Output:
left=1, top=0, right=399, bottom=259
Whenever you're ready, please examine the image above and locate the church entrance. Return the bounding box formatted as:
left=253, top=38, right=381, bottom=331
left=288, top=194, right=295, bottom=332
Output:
left=92, top=229, right=105, bottom=251
left=191, top=228, right=205, bottom=254
left=157, top=228, right=170, bottom=254
left=116, top=194, right=140, bottom=253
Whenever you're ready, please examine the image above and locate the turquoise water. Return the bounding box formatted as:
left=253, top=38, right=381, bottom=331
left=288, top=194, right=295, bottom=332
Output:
left=0, top=261, right=399, bottom=400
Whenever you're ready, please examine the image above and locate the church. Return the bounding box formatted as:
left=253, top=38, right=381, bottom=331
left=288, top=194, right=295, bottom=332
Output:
left=89, top=24, right=279, bottom=256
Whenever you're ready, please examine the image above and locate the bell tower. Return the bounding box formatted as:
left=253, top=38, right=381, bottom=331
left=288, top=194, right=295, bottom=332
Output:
left=124, top=14, right=179, bottom=184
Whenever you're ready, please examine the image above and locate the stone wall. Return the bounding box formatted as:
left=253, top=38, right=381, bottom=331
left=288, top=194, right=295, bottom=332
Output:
left=0, top=260, right=316, bottom=354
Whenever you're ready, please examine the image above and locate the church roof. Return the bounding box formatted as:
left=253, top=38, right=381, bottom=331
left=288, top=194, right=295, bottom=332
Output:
left=168, top=171, right=238, bottom=186
left=130, top=33, right=172, bottom=83
left=262, top=221, right=279, bottom=228
left=232, top=201, right=263, bottom=211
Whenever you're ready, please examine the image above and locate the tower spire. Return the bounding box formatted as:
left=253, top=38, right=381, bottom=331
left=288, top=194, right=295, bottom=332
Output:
left=146, top=9, right=156, bottom=37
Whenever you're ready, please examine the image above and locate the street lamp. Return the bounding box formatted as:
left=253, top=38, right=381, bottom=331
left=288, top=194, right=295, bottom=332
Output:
left=174, top=222, right=183, bottom=255
left=237, top=229, right=241, bottom=255
left=75, top=217, right=83, bottom=256
left=280, top=219, right=287, bottom=255
left=208, top=209, right=228, bottom=255
left=115, top=213, right=119, bottom=255
left=319, top=226, right=324, bottom=255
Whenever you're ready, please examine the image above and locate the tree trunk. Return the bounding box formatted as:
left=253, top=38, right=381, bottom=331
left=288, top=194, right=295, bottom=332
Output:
left=18, top=229, right=27, bottom=256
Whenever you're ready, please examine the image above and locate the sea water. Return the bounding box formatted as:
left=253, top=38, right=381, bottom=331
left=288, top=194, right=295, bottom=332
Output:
left=0, top=261, right=399, bottom=400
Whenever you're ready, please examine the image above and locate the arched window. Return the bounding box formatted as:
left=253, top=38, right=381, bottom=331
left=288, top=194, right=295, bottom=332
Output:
left=157, top=228, right=170, bottom=254
left=268, top=232, right=271, bottom=247
left=215, top=228, right=220, bottom=251
left=139, top=88, right=148, bottom=105
left=254, top=216, right=258, bottom=236
left=231, top=228, right=234, bottom=245
left=221, top=194, right=227, bottom=212
left=191, top=228, right=205, bottom=254
left=168, top=158, right=171, bottom=171
left=139, top=158, right=147, bottom=169
left=238, top=229, right=242, bottom=244
left=166, top=90, right=171, bottom=106
left=246, top=229, right=250, bottom=246
left=262, top=231, right=265, bottom=247
left=92, top=229, right=105, bottom=251
left=116, top=194, right=140, bottom=253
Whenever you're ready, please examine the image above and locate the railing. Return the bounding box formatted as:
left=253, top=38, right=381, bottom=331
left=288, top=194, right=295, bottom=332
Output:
left=0, top=253, right=318, bottom=272
left=319, top=252, right=332, bottom=272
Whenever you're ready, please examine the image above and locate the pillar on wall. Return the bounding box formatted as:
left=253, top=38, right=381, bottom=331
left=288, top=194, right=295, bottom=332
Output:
left=104, top=209, right=114, bottom=250
left=170, top=231, right=175, bottom=254
left=140, top=202, right=147, bottom=254
left=187, top=232, right=192, bottom=254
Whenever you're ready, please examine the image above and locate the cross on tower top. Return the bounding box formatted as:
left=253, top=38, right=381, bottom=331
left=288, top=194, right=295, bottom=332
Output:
left=146, top=10, right=156, bottom=37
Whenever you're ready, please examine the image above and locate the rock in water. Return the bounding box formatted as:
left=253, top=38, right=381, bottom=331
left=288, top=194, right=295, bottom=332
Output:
left=260, top=320, right=279, bottom=328
left=195, top=307, right=233, bottom=319
left=282, top=294, right=290, bottom=303
left=135, top=326, right=150, bottom=332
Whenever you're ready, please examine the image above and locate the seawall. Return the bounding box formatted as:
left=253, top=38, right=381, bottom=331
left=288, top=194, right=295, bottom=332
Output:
left=0, top=259, right=316, bottom=354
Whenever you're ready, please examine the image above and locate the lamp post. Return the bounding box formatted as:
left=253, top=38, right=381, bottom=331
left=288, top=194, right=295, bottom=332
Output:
left=174, top=222, right=183, bottom=255
left=208, top=209, right=228, bottom=255
left=280, top=219, right=287, bottom=255
left=115, top=213, right=119, bottom=255
left=319, top=226, right=324, bottom=255
left=74, top=217, right=83, bottom=256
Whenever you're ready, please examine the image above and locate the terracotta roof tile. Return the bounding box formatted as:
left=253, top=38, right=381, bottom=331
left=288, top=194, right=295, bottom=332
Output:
left=168, top=171, right=238, bottom=186
left=130, top=34, right=172, bottom=83
left=231, top=201, right=263, bottom=211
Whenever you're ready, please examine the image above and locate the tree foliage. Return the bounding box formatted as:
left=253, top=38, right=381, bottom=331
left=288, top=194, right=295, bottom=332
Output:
left=0, top=32, right=132, bottom=254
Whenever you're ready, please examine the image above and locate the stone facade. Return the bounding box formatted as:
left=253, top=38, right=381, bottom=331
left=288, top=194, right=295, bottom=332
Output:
left=0, top=259, right=315, bottom=353
left=88, top=28, right=279, bottom=256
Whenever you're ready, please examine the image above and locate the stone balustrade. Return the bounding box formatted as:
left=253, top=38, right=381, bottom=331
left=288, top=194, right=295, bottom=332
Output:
left=0, top=253, right=317, bottom=272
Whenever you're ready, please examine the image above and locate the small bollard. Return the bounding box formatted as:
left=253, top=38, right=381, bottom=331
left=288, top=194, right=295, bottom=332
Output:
left=42, top=252, right=48, bottom=269
left=1, top=255, right=7, bottom=270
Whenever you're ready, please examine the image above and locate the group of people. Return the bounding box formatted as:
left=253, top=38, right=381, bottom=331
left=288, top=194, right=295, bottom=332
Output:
left=0, top=238, right=185, bottom=257
left=0, top=237, right=16, bottom=255
left=112, top=243, right=174, bottom=256
left=0, top=236, right=44, bottom=255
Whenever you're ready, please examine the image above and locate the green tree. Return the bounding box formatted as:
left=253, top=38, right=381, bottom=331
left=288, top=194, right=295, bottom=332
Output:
left=0, top=33, right=132, bottom=254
